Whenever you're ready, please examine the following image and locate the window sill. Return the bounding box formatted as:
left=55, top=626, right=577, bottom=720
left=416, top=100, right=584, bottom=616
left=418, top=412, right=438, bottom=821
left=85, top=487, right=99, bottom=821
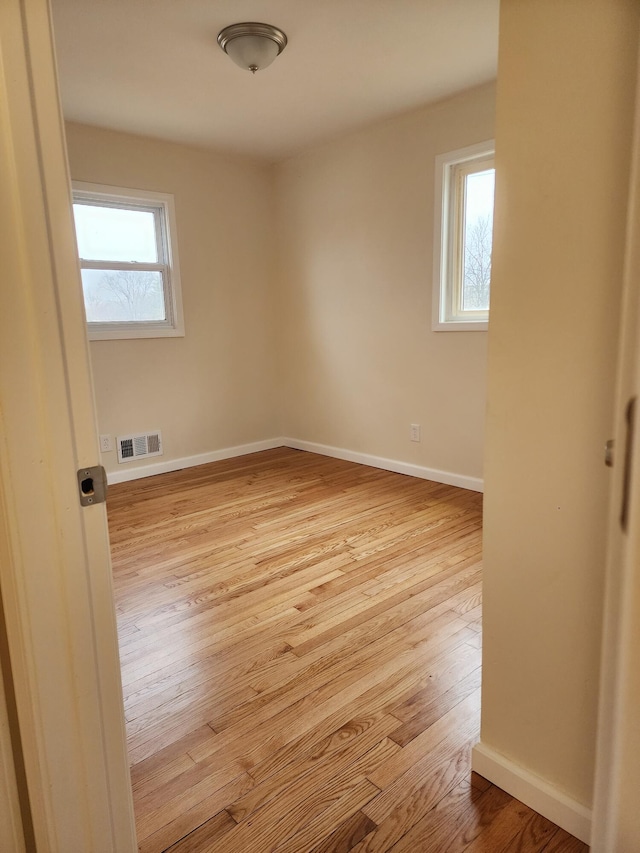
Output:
left=87, top=322, right=185, bottom=341
left=432, top=319, right=488, bottom=332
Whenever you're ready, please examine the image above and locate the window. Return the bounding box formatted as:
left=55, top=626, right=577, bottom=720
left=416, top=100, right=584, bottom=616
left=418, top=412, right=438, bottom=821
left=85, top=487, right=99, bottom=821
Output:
left=72, top=182, right=184, bottom=340
left=432, top=141, right=495, bottom=331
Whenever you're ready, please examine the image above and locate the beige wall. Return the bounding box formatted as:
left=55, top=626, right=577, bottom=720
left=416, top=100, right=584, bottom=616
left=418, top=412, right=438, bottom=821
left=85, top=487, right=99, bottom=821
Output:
left=275, top=84, right=495, bottom=482
left=481, top=0, right=639, bottom=809
left=65, top=123, right=279, bottom=474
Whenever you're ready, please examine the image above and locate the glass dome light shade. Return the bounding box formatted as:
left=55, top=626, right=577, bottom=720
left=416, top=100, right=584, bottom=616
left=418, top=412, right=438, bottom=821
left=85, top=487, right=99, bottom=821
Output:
left=225, top=35, right=279, bottom=71
left=218, top=23, right=287, bottom=73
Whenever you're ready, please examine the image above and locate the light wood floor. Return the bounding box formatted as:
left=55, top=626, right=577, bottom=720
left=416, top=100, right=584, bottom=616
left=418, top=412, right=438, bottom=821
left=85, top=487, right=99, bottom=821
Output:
left=108, top=447, right=587, bottom=853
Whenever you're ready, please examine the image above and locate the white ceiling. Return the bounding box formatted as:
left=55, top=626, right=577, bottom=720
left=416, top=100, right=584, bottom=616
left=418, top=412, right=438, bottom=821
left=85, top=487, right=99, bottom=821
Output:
left=51, top=0, right=499, bottom=162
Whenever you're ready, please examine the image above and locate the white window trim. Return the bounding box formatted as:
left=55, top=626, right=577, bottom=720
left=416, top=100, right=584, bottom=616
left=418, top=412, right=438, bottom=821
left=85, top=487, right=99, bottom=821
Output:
left=72, top=181, right=184, bottom=340
left=432, top=140, right=495, bottom=332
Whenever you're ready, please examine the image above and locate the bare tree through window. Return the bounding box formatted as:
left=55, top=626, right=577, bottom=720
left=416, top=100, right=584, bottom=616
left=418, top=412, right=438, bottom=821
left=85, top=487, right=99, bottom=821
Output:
left=463, top=213, right=492, bottom=311
left=81, top=269, right=165, bottom=322
left=101, top=270, right=163, bottom=319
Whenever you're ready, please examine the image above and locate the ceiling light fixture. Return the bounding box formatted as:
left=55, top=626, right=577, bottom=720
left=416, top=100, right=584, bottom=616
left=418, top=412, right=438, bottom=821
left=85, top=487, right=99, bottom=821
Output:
left=217, top=22, right=287, bottom=74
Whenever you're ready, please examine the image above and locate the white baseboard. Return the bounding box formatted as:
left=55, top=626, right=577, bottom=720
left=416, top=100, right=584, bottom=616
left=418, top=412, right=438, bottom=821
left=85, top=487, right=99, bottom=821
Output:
left=282, top=437, right=484, bottom=492
left=105, top=438, right=283, bottom=485
left=106, top=435, right=483, bottom=492
left=471, top=742, right=592, bottom=844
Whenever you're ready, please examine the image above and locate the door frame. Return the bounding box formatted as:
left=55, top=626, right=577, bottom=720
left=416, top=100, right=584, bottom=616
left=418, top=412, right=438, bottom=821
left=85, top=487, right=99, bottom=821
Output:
left=591, top=29, right=640, bottom=853
left=0, top=0, right=136, bottom=848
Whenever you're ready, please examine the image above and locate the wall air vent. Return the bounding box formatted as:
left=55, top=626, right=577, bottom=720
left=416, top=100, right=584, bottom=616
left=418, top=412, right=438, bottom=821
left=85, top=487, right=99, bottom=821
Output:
left=116, top=431, right=163, bottom=464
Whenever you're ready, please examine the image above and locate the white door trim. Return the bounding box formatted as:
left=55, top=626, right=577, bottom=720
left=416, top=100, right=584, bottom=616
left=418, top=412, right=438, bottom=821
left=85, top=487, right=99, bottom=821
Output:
left=0, top=490, right=26, bottom=852
left=0, top=0, right=136, bottom=848
left=591, top=26, right=640, bottom=852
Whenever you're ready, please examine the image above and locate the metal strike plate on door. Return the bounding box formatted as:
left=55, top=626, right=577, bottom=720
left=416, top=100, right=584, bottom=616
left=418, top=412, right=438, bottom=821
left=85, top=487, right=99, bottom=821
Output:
left=77, top=465, right=107, bottom=506
left=604, top=439, right=615, bottom=468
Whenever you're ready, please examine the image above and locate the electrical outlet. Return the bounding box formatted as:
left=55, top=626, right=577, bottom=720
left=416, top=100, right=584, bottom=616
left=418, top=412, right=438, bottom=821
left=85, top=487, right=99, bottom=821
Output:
left=99, top=434, right=113, bottom=453
left=410, top=423, right=421, bottom=442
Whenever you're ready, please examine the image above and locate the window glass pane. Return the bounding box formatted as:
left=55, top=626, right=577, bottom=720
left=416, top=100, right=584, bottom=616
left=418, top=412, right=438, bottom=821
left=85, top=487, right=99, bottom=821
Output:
left=80, top=269, right=165, bottom=322
left=73, top=203, right=158, bottom=262
left=462, top=168, right=495, bottom=312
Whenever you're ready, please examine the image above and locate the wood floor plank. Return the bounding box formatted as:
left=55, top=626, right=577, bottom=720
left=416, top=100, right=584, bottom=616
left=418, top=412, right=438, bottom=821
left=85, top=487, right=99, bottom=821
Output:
left=129, top=724, right=217, bottom=790
left=162, top=811, right=236, bottom=853
left=125, top=690, right=258, bottom=764
left=466, top=629, right=482, bottom=648
left=131, top=752, right=195, bottom=802
left=388, top=663, right=482, bottom=747
left=461, top=796, right=557, bottom=852
left=135, top=770, right=253, bottom=842
left=308, top=810, right=377, bottom=853
left=245, top=605, right=468, bottom=696
left=209, top=607, right=474, bottom=735
left=120, top=602, right=295, bottom=674
left=278, top=779, right=379, bottom=853
left=366, top=689, right=480, bottom=795
left=502, top=809, right=560, bottom=852
left=384, top=781, right=510, bottom=853
left=386, top=640, right=480, bottom=721
left=210, top=740, right=390, bottom=853
left=284, top=556, right=481, bottom=652
left=107, top=448, right=584, bottom=853
left=540, top=827, right=589, bottom=852
left=385, top=779, right=491, bottom=853
left=229, top=714, right=399, bottom=822
left=290, top=562, right=482, bottom=659
left=120, top=564, right=344, bottom=659
left=470, top=771, right=492, bottom=793
left=188, top=624, right=477, bottom=778
left=241, top=626, right=472, bottom=790
left=123, top=643, right=293, bottom=724
left=359, top=735, right=476, bottom=847
left=137, top=798, right=234, bottom=853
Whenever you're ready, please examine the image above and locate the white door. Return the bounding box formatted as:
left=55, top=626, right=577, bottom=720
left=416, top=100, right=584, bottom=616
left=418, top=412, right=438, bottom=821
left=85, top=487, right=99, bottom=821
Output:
left=591, top=35, right=640, bottom=853
left=0, top=0, right=136, bottom=849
